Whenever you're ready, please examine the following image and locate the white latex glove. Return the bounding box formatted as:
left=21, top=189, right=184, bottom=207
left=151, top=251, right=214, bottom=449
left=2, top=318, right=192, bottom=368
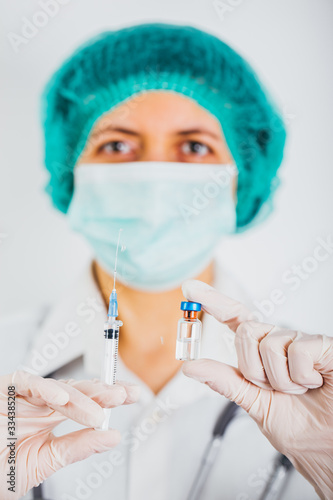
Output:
left=182, top=280, right=333, bottom=500
left=0, top=371, right=140, bottom=500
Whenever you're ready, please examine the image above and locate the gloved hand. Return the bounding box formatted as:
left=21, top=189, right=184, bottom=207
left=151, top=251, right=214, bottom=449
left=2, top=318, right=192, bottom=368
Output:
left=0, top=371, right=140, bottom=500
left=182, top=280, right=333, bottom=500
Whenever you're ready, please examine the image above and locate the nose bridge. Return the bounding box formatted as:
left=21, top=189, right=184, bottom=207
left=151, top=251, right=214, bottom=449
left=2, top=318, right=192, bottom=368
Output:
left=140, top=133, right=175, bottom=162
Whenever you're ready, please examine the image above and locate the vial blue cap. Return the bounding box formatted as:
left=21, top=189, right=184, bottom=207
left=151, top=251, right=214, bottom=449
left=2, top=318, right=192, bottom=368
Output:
left=180, top=301, right=202, bottom=312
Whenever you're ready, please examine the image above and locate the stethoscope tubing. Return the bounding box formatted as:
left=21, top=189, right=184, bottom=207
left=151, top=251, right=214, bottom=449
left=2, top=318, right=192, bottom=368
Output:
left=186, top=401, right=292, bottom=500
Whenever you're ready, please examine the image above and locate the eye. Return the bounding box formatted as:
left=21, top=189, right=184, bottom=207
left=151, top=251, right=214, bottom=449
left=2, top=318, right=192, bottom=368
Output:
left=181, top=141, right=212, bottom=156
left=99, top=141, right=132, bottom=154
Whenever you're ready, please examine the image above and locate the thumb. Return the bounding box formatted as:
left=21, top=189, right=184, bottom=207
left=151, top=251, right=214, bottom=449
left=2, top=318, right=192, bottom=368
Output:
left=182, top=359, right=268, bottom=423
left=33, top=427, right=121, bottom=487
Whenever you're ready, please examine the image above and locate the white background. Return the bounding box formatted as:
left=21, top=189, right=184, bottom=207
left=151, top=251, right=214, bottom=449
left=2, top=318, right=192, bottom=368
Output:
left=1, top=0, right=332, bottom=334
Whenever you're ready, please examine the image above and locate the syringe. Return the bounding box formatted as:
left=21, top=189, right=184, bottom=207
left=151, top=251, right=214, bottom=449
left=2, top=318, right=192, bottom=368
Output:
left=97, top=230, right=123, bottom=431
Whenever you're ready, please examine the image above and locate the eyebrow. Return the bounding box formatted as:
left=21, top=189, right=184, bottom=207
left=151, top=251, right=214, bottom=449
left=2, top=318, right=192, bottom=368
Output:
left=175, top=129, right=221, bottom=140
left=90, top=125, right=139, bottom=138
left=90, top=125, right=221, bottom=140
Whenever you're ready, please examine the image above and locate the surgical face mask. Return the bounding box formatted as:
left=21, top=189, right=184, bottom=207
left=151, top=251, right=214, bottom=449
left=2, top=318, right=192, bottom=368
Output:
left=67, top=162, right=237, bottom=291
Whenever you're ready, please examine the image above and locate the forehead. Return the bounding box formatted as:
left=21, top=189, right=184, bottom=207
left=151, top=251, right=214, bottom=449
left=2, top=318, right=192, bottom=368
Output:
left=91, top=91, right=223, bottom=135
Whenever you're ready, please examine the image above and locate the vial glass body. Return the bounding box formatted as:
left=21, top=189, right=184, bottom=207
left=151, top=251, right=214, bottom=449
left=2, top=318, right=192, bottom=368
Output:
left=176, top=316, right=202, bottom=360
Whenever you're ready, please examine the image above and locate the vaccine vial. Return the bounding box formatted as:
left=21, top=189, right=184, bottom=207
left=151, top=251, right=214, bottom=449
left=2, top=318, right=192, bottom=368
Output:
left=176, top=301, right=202, bottom=361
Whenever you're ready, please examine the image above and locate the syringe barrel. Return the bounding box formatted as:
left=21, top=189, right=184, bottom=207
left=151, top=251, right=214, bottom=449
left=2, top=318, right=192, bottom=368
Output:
left=102, top=322, right=120, bottom=386
left=95, top=320, right=121, bottom=431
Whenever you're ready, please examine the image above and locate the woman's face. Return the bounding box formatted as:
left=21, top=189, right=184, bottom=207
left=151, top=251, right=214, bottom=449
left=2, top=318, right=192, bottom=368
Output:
left=78, top=91, right=233, bottom=165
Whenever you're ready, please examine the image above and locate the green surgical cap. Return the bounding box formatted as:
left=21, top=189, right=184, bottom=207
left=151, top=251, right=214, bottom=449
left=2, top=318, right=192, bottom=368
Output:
left=41, top=23, right=286, bottom=229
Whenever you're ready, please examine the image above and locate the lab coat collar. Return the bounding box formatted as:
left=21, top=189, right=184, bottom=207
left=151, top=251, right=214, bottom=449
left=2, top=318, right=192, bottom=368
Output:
left=21, top=262, right=238, bottom=405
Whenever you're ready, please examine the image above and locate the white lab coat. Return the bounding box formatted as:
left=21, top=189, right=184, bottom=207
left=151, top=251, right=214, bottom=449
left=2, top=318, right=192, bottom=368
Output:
left=0, top=263, right=319, bottom=500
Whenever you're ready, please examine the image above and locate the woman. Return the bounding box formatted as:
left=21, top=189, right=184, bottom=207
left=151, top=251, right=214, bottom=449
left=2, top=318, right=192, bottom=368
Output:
left=0, top=24, right=332, bottom=500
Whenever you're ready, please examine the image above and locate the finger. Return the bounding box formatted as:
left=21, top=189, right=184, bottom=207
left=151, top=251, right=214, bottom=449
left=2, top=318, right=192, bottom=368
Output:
left=8, top=371, right=69, bottom=406
left=8, top=373, right=107, bottom=428
left=288, top=333, right=328, bottom=388
left=182, top=280, right=252, bottom=332
left=116, top=380, right=142, bottom=404
left=63, top=379, right=141, bottom=405
left=48, top=381, right=107, bottom=428
left=39, top=428, right=121, bottom=476
left=62, top=380, right=128, bottom=408
left=235, top=321, right=274, bottom=389
left=259, top=329, right=307, bottom=394
left=182, top=359, right=269, bottom=425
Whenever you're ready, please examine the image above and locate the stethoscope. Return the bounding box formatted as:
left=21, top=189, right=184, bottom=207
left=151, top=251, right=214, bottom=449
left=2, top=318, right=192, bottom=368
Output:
left=33, top=401, right=293, bottom=500
left=186, top=401, right=293, bottom=500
